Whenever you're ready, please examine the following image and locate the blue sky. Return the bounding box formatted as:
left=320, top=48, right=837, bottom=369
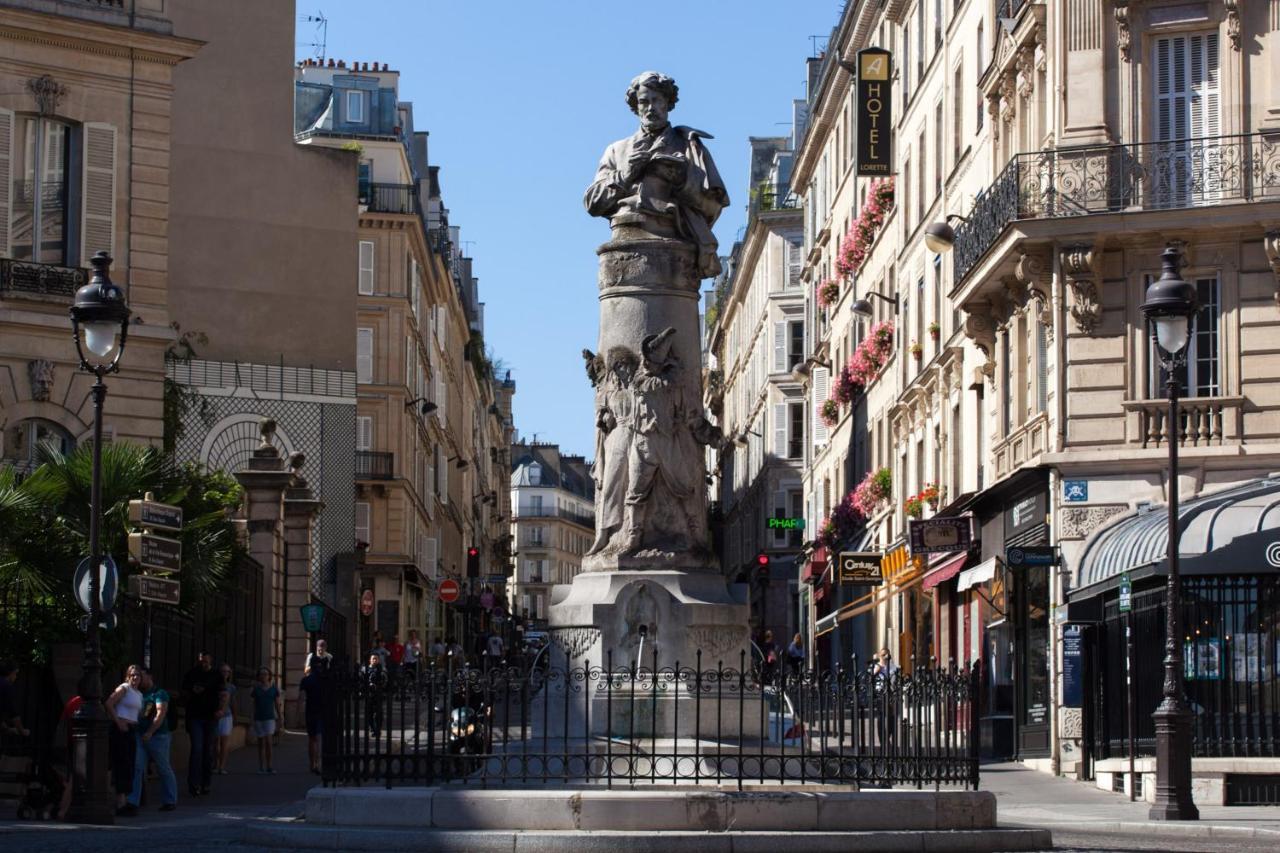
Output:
left=297, top=1, right=841, bottom=458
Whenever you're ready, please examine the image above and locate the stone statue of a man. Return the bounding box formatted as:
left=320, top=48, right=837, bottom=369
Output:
left=584, top=71, right=729, bottom=278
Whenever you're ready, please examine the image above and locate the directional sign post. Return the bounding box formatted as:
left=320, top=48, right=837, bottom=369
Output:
left=127, top=498, right=183, bottom=533
left=128, top=574, right=181, bottom=606
left=128, top=532, right=182, bottom=573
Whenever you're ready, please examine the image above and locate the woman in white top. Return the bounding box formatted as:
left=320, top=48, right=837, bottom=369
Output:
left=105, top=665, right=144, bottom=815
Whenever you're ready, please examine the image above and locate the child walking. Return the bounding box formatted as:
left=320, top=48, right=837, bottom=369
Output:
left=250, top=667, right=281, bottom=774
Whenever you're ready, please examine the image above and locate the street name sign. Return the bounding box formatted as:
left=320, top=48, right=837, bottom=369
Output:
left=127, top=499, right=183, bottom=533
left=128, top=532, right=182, bottom=573
left=129, top=574, right=181, bottom=606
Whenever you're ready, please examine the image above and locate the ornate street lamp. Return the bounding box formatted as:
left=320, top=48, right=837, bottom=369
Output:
left=849, top=291, right=899, bottom=320
left=65, top=251, right=129, bottom=824
left=1141, top=245, right=1200, bottom=822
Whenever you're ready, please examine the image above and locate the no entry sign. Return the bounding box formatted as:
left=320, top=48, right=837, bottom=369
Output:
left=438, top=578, right=461, bottom=603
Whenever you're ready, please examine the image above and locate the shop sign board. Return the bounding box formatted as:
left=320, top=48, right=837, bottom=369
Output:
left=1118, top=573, right=1132, bottom=613
left=855, top=48, right=893, bottom=176
left=1062, top=625, right=1085, bottom=708
left=838, top=551, right=883, bottom=585
left=766, top=517, right=805, bottom=531
left=908, top=517, right=973, bottom=554
left=1006, top=545, right=1058, bottom=567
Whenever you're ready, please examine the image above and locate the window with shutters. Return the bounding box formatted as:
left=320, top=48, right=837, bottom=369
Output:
left=788, top=402, right=804, bottom=459
left=1154, top=33, right=1220, bottom=206
left=8, top=115, right=76, bottom=264
left=788, top=321, right=804, bottom=370
left=1147, top=274, right=1221, bottom=399
left=356, top=328, right=374, bottom=384
left=356, top=416, right=373, bottom=451
left=811, top=366, right=830, bottom=448
left=934, top=102, right=944, bottom=200
left=1035, top=316, right=1048, bottom=415
left=976, top=24, right=986, bottom=130
left=410, top=259, right=422, bottom=321
left=355, top=502, right=371, bottom=546
left=358, top=240, right=375, bottom=294
left=953, top=63, right=964, bottom=165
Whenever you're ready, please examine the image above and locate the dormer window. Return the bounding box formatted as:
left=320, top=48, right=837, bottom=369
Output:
left=346, top=90, right=364, bottom=123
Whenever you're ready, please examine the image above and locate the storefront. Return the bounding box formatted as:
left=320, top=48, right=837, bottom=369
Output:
left=1069, top=476, right=1280, bottom=773
left=973, top=469, right=1052, bottom=759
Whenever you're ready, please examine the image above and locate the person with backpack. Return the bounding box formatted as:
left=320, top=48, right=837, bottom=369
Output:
left=127, top=669, right=177, bottom=812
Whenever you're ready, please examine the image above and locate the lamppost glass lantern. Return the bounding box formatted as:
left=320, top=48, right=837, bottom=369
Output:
left=1142, top=246, right=1199, bottom=365
left=70, top=251, right=130, bottom=372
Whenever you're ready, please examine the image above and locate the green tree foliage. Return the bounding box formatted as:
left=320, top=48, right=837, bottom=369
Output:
left=0, top=443, right=242, bottom=667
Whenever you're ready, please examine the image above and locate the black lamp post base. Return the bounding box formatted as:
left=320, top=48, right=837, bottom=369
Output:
left=1148, top=705, right=1200, bottom=821
left=65, top=711, right=115, bottom=825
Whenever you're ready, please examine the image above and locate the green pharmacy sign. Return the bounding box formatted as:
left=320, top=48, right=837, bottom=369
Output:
left=767, top=517, right=806, bottom=531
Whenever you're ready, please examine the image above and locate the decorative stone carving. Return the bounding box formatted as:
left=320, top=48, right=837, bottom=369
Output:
left=1114, top=1, right=1132, bottom=62
left=988, top=97, right=1002, bottom=141
left=27, top=359, right=54, bottom=402
left=687, top=624, right=747, bottom=660
left=1226, top=0, right=1241, bottom=51
left=27, top=75, right=67, bottom=116
left=1060, top=245, right=1103, bottom=335
left=962, top=304, right=997, bottom=365
left=1016, top=251, right=1054, bottom=340
left=999, top=75, right=1017, bottom=125
left=1016, top=47, right=1035, bottom=99
left=1059, top=504, right=1127, bottom=539
left=1263, top=230, right=1280, bottom=305
left=551, top=626, right=602, bottom=661
left=1059, top=707, right=1084, bottom=739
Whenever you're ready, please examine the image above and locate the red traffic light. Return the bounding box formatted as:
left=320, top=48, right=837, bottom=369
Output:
left=467, top=547, right=479, bottom=557
left=756, top=553, right=770, bottom=567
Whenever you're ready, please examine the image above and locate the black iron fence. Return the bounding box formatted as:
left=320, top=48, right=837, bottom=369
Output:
left=1088, top=574, right=1280, bottom=763
left=355, top=450, right=394, bottom=480
left=321, top=652, right=978, bottom=789
left=953, top=133, right=1280, bottom=283
left=360, top=182, right=419, bottom=215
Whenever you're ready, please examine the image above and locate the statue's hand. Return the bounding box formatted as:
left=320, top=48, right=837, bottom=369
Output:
left=624, top=147, right=653, bottom=184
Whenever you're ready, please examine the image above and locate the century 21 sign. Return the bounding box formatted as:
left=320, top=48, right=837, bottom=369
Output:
left=856, top=47, right=893, bottom=176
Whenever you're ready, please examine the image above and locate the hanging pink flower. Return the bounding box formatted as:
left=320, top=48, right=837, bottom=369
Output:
left=816, top=278, right=841, bottom=308
left=834, top=178, right=895, bottom=277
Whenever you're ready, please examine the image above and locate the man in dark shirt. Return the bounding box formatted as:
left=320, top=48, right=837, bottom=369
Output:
left=298, top=670, right=326, bottom=774
left=180, top=652, right=223, bottom=796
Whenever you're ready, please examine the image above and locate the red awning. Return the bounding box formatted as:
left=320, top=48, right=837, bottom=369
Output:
left=801, top=547, right=828, bottom=584
left=922, top=552, right=969, bottom=591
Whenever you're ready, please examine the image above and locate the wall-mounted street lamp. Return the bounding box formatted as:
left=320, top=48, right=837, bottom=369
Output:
left=850, top=291, right=899, bottom=320
left=66, top=251, right=129, bottom=825
left=732, top=428, right=764, bottom=448
left=1141, top=245, right=1200, bottom=822
left=448, top=456, right=470, bottom=471
left=923, top=213, right=969, bottom=254
left=405, top=397, right=437, bottom=416
left=790, top=357, right=832, bottom=385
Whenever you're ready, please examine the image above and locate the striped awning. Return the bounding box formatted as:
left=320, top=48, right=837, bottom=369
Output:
left=882, top=543, right=924, bottom=584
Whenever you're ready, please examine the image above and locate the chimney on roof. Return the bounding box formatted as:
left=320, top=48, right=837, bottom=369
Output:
left=382, top=63, right=389, bottom=71
left=337, top=60, right=345, bottom=69
left=327, top=58, right=334, bottom=68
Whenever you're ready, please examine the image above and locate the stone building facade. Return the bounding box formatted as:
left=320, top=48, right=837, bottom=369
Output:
left=790, top=0, right=1280, bottom=795
left=0, top=0, right=199, bottom=470
left=706, top=135, right=807, bottom=644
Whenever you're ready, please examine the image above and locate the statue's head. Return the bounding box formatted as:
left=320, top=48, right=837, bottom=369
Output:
left=626, top=71, right=678, bottom=133
left=606, top=346, right=639, bottom=385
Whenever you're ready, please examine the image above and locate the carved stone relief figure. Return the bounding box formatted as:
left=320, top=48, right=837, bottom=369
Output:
left=1060, top=244, right=1103, bottom=334
left=27, top=359, right=54, bottom=402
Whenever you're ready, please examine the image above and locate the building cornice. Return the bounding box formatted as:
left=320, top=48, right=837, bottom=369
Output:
left=0, top=9, right=203, bottom=65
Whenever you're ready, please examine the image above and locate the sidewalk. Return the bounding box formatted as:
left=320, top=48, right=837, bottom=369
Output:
left=982, top=761, right=1280, bottom=840
left=0, top=727, right=316, bottom=838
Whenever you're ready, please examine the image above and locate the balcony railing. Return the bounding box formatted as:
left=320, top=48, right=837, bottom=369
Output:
left=355, top=450, right=394, bottom=480
left=514, top=504, right=595, bottom=528
left=953, top=133, right=1280, bottom=284
left=1122, top=396, right=1244, bottom=449
left=359, top=182, right=419, bottom=215
left=0, top=258, right=86, bottom=300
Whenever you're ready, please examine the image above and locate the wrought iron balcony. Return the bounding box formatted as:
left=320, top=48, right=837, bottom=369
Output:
left=0, top=258, right=86, bottom=300
left=359, top=182, right=419, bottom=215
left=355, top=450, right=394, bottom=480
left=952, top=133, right=1280, bottom=285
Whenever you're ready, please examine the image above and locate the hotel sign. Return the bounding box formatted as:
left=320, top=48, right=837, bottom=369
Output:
left=855, top=47, right=893, bottom=176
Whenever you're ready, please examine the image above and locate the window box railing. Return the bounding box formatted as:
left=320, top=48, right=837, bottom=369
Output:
left=953, top=133, right=1280, bottom=285
left=514, top=504, right=596, bottom=528
left=1122, top=396, right=1244, bottom=449
left=0, top=259, right=86, bottom=301
left=355, top=450, right=394, bottom=480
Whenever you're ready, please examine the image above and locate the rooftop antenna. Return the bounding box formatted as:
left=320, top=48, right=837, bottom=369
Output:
left=299, top=11, right=328, bottom=62
left=461, top=240, right=478, bottom=255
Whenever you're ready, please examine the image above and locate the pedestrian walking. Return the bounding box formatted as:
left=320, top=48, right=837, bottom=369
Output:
left=250, top=667, right=281, bottom=774
left=213, top=663, right=235, bottom=775
left=402, top=630, right=421, bottom=678
left=104, top=664, right=143, bottom=816
left=369, top=633, right=390, bottom=669
left=428, top=636, right=445, bottom=665
left=127, top=669, right=177, bottom=812
left=759, top=630, right=778, bottom=684
left=386, top=633, right=405, bottom=675
left=298, top=668, right=325, bottom=774
left=785, top=633, right=805, bottom=677
left=305, top=639, right=333, bottom=676
left=181, top=651, right=224, bottom=796
left=485, top=632, right=505, bottom=670
left=363, top=654, right=387, bottom=740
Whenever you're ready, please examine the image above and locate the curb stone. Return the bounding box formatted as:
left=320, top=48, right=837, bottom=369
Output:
left=243, top=822, right=1053, bottom=852
left=1004, top=819, right=1280, bottom=840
